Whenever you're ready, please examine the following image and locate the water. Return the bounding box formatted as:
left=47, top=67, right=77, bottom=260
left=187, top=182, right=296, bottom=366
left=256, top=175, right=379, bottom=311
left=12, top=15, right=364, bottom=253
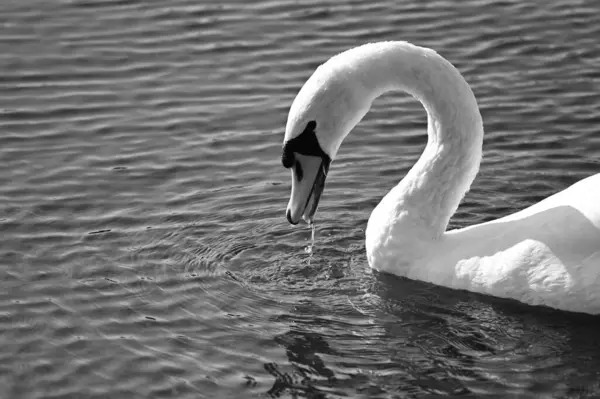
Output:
left=305, top=224, right=316, bottom=257
left=1, top=0, right=600, bottom=397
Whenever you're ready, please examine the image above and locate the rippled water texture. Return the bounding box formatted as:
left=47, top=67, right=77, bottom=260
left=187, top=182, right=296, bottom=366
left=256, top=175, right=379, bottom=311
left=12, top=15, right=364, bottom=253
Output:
left=2, top=0, right=600, bottom=398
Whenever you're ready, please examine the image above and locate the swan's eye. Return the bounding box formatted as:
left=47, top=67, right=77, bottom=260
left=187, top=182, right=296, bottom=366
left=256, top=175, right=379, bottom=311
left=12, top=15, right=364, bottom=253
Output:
left=281, top=120, right=323, bottom=174
left=294, top=161, right=303, bottom=182
left=282, top=148, right=295, bottom=168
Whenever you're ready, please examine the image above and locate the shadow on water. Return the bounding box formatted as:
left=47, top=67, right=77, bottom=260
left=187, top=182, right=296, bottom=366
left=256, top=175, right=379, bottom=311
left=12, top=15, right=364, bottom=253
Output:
left=252, top=250, right=600, bottom=398
left=379, top=273, right=600, bottom=393
left=264, top=330, right=337, bottom=398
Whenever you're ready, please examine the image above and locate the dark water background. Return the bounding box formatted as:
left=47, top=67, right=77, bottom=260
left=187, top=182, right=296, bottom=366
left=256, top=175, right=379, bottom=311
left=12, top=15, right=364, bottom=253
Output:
left=2, top=0, right=600, bottom=398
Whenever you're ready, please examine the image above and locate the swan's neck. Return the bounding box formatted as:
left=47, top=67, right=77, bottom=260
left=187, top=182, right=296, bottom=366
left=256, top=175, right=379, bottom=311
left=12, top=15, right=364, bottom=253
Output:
left=359, top=43, right=484, bottom=271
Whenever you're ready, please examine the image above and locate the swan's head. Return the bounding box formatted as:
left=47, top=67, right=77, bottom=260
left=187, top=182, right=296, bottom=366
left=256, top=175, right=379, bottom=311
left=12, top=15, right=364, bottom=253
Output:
left=282, top=52, right=374, bottom=224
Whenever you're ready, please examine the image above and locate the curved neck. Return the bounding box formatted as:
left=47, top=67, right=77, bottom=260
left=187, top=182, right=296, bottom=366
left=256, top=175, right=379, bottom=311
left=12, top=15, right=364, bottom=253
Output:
left=355, top=43, right=483, bottom=262
left=388, top=47, right=483, bottom=237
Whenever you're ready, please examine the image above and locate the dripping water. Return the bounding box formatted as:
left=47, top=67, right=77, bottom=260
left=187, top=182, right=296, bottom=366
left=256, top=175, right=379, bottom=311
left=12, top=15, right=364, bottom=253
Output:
left=304, top=222, right=316, bottom=257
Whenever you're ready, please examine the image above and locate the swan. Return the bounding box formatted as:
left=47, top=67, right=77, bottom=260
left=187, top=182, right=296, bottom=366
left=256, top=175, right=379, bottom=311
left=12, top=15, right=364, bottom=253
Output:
left=281, top=41, right=600, bottom=314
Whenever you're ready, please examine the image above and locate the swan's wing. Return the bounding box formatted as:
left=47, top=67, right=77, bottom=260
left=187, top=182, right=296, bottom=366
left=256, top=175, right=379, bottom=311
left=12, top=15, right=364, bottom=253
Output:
left=498, top=173, right=600, bottom=228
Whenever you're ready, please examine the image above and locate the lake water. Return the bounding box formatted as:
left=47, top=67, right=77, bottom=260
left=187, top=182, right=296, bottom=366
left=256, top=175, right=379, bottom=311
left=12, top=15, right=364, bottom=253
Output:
left=2, top=0, right=600, bottom=398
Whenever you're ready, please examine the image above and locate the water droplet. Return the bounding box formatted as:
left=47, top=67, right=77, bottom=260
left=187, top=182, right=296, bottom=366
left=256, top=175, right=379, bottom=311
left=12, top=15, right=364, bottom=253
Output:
left=304, top=223, right=316, bottom=256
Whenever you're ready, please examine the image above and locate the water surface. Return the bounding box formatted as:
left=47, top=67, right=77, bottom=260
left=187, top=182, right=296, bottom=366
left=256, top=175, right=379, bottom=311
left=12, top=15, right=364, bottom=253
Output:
left=1, top=0, right=600, bottom=397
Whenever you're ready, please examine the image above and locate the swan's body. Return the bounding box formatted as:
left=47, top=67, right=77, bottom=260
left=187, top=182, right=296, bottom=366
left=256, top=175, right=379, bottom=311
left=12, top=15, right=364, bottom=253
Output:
left=281, top=41, right=600, bottom=314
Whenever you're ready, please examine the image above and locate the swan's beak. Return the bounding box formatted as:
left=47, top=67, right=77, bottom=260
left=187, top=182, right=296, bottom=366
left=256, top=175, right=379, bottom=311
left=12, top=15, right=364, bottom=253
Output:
left=286, top=153, right=329, bottom=225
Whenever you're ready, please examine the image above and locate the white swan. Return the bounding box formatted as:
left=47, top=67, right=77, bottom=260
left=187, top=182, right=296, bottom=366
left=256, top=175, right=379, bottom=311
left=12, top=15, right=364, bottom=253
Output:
left=281, top=41, right=600, bottom=314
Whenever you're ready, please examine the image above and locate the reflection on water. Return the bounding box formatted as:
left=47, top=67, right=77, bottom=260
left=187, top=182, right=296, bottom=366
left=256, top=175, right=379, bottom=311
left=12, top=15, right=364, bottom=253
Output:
left=1, top=0, right=600, bottom=397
